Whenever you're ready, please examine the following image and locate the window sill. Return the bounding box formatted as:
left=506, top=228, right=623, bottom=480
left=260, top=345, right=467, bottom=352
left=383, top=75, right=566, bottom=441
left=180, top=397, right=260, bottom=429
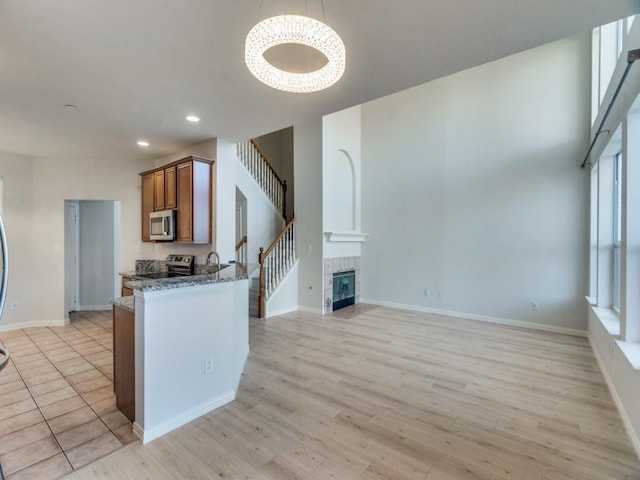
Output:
left=591, top=306, right=620, bottom=336
left=616, top=340, right=640, bottom=370
left=591, top=306, right=640, bottom=371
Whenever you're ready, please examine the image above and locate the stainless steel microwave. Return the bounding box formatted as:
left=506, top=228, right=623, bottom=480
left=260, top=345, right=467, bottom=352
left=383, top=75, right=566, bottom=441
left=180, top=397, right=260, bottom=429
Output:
left=150, top=210, right=176, bottom=241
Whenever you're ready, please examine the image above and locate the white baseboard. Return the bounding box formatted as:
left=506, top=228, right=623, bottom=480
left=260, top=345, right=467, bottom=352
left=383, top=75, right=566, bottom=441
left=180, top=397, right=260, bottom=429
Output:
left=138, top=390, right=236, bottom=444
left=266, top=306, right=298, bottom=318
left=588, top=334, right=640, bottom=459
left=132, top=422, right=144, bottom=442
left=76, top=305, right=111, bottom=312
left=360, top=298, right=587, bottom=338
left=0, top=318, right=68, bottom=332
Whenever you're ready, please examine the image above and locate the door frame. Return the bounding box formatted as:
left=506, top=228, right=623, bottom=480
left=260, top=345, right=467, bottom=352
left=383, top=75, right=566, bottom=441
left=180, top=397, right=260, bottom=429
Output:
left=64, top=200, right=80, bottom=316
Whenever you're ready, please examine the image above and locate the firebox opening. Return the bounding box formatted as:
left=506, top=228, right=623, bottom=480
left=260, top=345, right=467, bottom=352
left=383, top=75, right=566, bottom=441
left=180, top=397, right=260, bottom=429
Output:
left=333, top=270, right=355, bottom=311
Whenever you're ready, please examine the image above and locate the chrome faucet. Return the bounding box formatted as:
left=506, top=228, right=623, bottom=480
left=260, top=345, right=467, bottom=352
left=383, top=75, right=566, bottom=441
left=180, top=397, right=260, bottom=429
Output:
left=206, top=251, right=220, bottom=270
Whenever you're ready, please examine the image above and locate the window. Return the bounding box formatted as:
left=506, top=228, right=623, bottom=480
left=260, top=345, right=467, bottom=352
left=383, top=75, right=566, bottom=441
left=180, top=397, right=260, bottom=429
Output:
left=613, top=153, right=622, bottom=311
left=589, top=165, right=598, bottom=300
left=595, top=20, right=625, bottom=107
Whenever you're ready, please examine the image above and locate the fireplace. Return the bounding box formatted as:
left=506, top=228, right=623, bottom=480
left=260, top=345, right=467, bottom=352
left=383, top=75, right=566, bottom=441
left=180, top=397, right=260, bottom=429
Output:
left=332, top=270, right=355, bottom=311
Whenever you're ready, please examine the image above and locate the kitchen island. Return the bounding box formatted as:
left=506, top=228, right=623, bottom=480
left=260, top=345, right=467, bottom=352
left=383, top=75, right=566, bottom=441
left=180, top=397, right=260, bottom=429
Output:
left=116, top=263, right=253, bottom=444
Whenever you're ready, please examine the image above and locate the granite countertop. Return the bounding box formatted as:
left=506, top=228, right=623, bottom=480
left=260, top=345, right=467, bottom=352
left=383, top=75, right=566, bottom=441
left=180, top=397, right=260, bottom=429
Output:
left=122, top=263, right=257, bottom=293
left=111, top=296, right=134, bottom=312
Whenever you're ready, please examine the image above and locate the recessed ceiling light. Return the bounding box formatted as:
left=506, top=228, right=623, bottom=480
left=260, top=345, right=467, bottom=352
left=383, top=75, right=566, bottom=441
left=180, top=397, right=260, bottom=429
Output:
left=186, top=115, right=200, bottom=123
left=137, top=140, right=150, bottom=147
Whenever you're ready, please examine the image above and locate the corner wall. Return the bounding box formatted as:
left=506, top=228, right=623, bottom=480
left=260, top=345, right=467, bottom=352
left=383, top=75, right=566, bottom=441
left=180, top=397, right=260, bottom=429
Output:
left=294, top=119, right=323, bottom=311
left=361, top=34, right=591, bottom=331
left=0, top=152, right=150, bottom=328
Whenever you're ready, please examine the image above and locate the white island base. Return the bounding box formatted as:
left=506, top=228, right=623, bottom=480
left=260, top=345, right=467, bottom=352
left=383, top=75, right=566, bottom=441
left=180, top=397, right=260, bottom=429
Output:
left=132, top=278, right=248, bottom=444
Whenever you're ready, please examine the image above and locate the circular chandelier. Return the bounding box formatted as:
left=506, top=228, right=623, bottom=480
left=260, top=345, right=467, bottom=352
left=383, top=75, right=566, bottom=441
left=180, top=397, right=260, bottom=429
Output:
left=245, top=14, right=346, bottom=93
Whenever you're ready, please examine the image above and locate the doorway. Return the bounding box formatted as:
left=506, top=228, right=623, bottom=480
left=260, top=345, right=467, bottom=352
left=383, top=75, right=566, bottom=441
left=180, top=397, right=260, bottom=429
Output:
left=64, top=200, right=121, bottom=318
left=236, top=188, right=247, bottom=264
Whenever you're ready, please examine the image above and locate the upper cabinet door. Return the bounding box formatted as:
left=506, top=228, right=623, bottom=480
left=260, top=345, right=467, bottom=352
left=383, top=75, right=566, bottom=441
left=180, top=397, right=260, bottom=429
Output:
left=176, top=161, right=193, bottom=242
left=141, top=173, right=154, bottom=242
left=154, top=170, right=165, bottom=211
left=165, top=166, right=177, bottom=210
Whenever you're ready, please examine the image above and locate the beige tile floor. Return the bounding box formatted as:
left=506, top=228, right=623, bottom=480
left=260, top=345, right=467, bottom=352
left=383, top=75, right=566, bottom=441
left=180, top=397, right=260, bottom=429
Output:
left=0, top=311, right=136, bottom=479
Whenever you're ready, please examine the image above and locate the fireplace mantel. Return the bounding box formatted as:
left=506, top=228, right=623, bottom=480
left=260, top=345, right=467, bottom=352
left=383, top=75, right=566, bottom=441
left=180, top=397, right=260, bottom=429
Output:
left=324, top=231, right=368, bottom=243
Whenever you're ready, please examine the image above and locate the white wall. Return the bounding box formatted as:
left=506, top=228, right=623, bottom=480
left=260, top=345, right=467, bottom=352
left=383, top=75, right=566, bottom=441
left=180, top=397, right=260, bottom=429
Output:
left=589, top=307, right=640, bottom=453
left=0, top=152, right=149, bottom=328
left=215, top=140, right=240, bottom=264
left=265, top=261, right=299, bottom=318
left=360, top=34, right=590, bottom=331
left=78, top=201, right=116, bottom=309
left=294, top=119, right=324, bottom=311
left=0, top=153, right=36, bottom=328
left=322, top=105, right=364, bottom=259
left=255, top=127, right=294, bottom=217
left=235, top=160, right=285, bottom=266
left=134, top=279, right=248, bottom=443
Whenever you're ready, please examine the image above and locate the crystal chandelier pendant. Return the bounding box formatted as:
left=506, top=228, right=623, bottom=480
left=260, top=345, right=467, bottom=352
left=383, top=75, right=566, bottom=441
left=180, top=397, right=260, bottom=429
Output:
left=245, top=14, right=346, bottom=93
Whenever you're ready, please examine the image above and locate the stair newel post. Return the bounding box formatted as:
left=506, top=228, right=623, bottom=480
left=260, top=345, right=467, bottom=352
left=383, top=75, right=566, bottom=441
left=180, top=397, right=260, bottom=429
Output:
left=258, top=247, right=265, bottom=318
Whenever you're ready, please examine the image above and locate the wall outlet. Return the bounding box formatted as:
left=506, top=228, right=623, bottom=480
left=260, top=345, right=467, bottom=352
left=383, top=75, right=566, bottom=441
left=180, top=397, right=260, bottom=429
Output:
left=531, top=301, right=539, bottom=311
left=10, top=301, right=17, bottom=310
left=204, top=358, right=213, bottom=374
left=134, top=244, right=141, bottom=254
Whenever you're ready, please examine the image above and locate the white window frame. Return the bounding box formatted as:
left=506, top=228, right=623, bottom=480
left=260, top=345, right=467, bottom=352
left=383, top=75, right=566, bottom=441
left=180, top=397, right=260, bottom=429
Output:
left=613, top=153, right=622, bottom=312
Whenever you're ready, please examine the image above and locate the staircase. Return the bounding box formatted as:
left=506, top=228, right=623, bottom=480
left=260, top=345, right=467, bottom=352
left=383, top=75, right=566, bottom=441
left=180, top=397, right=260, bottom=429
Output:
left=237, top=139, right=287, bottom=217
left=236, top=140, right=297, bottom=318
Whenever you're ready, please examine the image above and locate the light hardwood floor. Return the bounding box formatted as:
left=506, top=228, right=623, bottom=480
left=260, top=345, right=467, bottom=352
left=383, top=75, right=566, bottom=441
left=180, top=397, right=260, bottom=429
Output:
left=64, top=305, right=640, bottom=480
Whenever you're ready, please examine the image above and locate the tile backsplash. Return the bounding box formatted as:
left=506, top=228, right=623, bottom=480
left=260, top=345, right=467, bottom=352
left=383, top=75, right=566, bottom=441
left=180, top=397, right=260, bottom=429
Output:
left=135, top=259, right=166, bottom=273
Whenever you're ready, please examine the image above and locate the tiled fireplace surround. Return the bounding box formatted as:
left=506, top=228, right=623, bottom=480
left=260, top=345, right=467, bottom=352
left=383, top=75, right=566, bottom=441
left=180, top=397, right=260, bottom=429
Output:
left=323, top=256, right=361, bottom=314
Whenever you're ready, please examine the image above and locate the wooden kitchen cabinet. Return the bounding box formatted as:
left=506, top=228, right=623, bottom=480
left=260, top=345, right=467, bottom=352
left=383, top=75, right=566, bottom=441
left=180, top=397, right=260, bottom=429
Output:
left=165, top=165, right=177, bottom=209
left=113, top=305, right=135, bottom=422
left=177, top=158, right=212, bottom=243
left=141, top=173, right=154, bottom=242
left=140, top=156, right=212, bottom=244
left=121, top=276, right=133, bottom=297
left=153, top=170, right=165, bottom=211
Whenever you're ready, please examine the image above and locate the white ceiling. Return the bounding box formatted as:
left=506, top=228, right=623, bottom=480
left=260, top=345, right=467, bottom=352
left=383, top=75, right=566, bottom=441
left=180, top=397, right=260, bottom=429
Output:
left=0, top=0, right=638, bottom=160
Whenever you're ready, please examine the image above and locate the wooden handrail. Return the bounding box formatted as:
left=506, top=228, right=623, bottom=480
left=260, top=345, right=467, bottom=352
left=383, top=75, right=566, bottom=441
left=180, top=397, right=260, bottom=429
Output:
left=258, top=215, right=296, bottom=318
left=250, top=139, right=288, bottom=218
left=262, top=215, right=294, bottom=259
left=237, top=139, right=288, bottom=218
left=250, top=139, right=286, bottom=188
left=235, top=235, right=247, bottom=251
